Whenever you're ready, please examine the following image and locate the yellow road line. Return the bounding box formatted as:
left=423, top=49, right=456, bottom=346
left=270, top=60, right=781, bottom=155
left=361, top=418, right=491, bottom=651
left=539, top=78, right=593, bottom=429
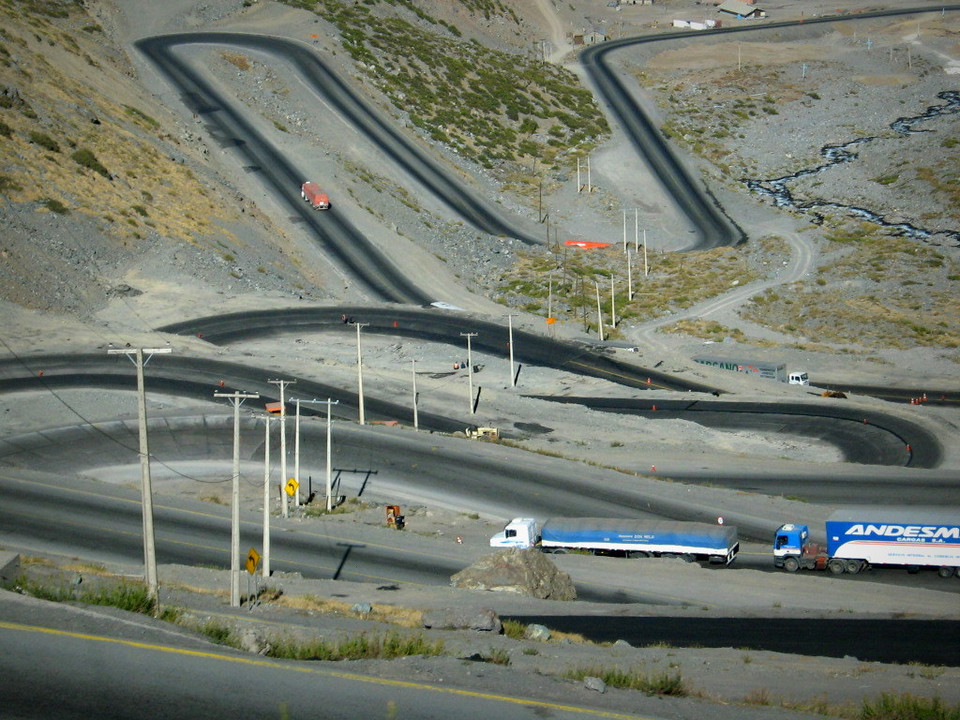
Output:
left=0, top=620, right=650, bottom=719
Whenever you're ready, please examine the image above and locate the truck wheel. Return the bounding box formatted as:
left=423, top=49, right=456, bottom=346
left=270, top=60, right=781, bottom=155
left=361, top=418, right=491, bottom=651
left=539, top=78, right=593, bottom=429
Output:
left=845, top=560, right=863, bottom=575
left=783, top=557, right=800, bottom=573
left=827, top=559, right=845, bottom=574
left=627, top=551, right=650, bottom=559
left=937, top=566, right=957, bottom=578
left=680, top=554, right=696, bottom=563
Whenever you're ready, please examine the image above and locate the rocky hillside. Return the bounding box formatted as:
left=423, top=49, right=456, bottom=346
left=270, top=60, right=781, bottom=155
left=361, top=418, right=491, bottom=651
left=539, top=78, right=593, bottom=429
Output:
left=0, top=0, right=317, bottom=317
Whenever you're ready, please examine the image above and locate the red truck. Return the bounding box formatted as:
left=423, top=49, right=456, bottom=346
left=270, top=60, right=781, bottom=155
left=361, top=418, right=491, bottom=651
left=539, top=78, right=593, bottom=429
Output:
left=301, top=181, right=330, bottom=210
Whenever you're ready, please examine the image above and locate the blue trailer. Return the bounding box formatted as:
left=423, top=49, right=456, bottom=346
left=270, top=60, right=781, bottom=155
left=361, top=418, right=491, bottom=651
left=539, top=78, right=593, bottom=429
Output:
left=774, top=508, right=960, bottom=577
left=491, top=517, right=738, bottom=565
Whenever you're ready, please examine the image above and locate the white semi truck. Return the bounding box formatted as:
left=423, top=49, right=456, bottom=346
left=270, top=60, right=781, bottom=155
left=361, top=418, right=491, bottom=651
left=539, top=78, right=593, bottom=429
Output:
left=490, top=517, right=739, bottom=565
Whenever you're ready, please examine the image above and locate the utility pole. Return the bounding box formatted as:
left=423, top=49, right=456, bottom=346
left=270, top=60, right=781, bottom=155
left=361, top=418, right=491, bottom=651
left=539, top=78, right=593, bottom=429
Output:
left=595, top=282, right=604, bottom=342
left=268, top=379, right=295, bottom=518
left=460, top=332, right=478, bottom=413
left=547, top=276, right=553, bottom=323
left=505, top=314, right=517, bottom=387
left=294, top=398, right=302, bottom=508
left=627, top=249, right=634, bottom=300
left=324, top=399, right=339, bottom=510
left=108, top=346, right=171, bottom=607
left=214, top=389, right=259, bottom=608
left=262, top=416, right=271, bottom=577
left=411, top=360, right=419, bottom=431
left=291, top=398, right=340, bottom=511
left=611, top=275, right=617, bottom=329
left=355, top=322, right=369, bottom=425
left=622, top=209, right=627, bottom=252
left=634, top=209, right=639, bottom=253
left=643, top=229, right=649, bottom=277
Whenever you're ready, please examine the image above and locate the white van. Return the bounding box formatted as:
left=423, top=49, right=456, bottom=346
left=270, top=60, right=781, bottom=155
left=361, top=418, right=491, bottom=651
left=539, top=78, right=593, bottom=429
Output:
left=788, top=371, right=809, bottom=386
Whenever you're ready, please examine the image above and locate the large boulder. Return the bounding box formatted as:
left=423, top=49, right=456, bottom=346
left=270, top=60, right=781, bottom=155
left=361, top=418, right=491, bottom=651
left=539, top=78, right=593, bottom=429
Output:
left=450, top=548, right=577, bottom=600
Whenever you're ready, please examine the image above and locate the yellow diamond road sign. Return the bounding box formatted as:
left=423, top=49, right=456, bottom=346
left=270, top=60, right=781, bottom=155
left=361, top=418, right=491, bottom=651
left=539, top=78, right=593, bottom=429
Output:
left=246, top=547, right=260, bottom=575
left=285, top=478, right=299, bottom=496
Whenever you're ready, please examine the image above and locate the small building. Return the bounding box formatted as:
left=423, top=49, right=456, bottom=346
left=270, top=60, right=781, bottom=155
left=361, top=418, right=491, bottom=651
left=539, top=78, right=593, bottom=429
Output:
left=573, top=27, right=607, bottom=46
left=717, top=0, right=766, bottom=18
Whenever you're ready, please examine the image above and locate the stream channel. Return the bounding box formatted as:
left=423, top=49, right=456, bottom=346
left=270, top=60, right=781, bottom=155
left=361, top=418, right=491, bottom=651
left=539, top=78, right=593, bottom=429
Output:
left=746, top=89, right=960, bottom=247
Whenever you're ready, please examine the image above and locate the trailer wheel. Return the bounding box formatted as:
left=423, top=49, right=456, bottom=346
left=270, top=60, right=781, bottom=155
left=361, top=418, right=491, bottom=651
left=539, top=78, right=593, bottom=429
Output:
left=937, top=566, right=957, bottom=578
left=680, top=554, right=696, bottom=563
left=827, top=559, right=845, bottom=574
left=627, top=551, right=650, bottom=559
left=783, top=557, right=800, bottom=573
left=845, top=560, right=863, bottom=575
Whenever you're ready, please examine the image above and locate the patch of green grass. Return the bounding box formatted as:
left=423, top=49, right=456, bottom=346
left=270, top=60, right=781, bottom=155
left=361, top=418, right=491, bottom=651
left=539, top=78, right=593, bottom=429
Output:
left=565, top=666, right=687, bottom=696
left=29, top=130, right=59, bottom=152
left=42, top=197, right=69, bottom=213
left=123, top=105, right=159, bottom=129
left=485, top=647, right=511, bottom=665
left=269, top=631, right=445, bottom=661
left=17, top=575, right=156, bottom=615
left=71, top=147, right=110, bottom=178
left=0, top=175, right=24, bottom=192
left=501, top=619, right=526, bottom=640
left=859, top=693, right=959, bottom=720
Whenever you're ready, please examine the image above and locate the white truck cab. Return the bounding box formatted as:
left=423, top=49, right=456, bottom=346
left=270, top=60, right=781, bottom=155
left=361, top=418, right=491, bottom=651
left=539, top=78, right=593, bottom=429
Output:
left=489, top=518, right=538, bottom=548
left=788, top=371, right=809, bottom=385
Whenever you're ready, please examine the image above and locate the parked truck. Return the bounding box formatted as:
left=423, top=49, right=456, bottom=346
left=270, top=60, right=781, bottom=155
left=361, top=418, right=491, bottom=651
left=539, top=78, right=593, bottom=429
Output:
left=301, top=181, right=330, bottom=210
left=490, top=517, right=739, bottom=565
left=693, top=355, right=809, bottom=385
left=774, top=508, right=960, bottom=577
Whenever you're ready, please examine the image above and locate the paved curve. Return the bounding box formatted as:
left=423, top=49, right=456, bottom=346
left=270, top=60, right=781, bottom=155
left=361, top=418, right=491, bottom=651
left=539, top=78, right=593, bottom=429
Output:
left=580, top=4, right=960, bottom=250
left=153, top=307, right=944, bottom=468
left=0, top=349, right=948, bottom=482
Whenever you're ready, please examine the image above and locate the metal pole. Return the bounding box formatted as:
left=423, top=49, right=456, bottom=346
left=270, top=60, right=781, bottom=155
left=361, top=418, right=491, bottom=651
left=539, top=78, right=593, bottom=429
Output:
left=269, top=379, right=294, bottom=518
left=506, top=314, right=516, bottom=387
left=634, top=209, right=639, bottom=253
left=595, top=282, right=604, bottom=342
left=611, top=275, right=616, bottom=328
left=326, top=399, right=337, bottom=511
left=262, top=416, right=271, bottom=577
left=548, top=276, right=553, bottom=322
left=294, top=399, right=301, bottom=508
left=622, top=210, right=627, bottom=252
left=411, top=360, right=419, bottom=431
left=627, top=250, right=634, bottom=300
left=460, top=332, right=478, bottom=413
left=356, top=322, right=369, bottom=425
left=643, top=229, right=649, bottom=277
left=214, top=390, right=258, bottom=607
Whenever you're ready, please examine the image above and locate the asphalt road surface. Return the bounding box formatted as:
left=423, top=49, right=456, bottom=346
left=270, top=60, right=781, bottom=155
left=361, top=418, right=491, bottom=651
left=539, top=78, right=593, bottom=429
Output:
left=0, top=597, right=631, bottom=720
